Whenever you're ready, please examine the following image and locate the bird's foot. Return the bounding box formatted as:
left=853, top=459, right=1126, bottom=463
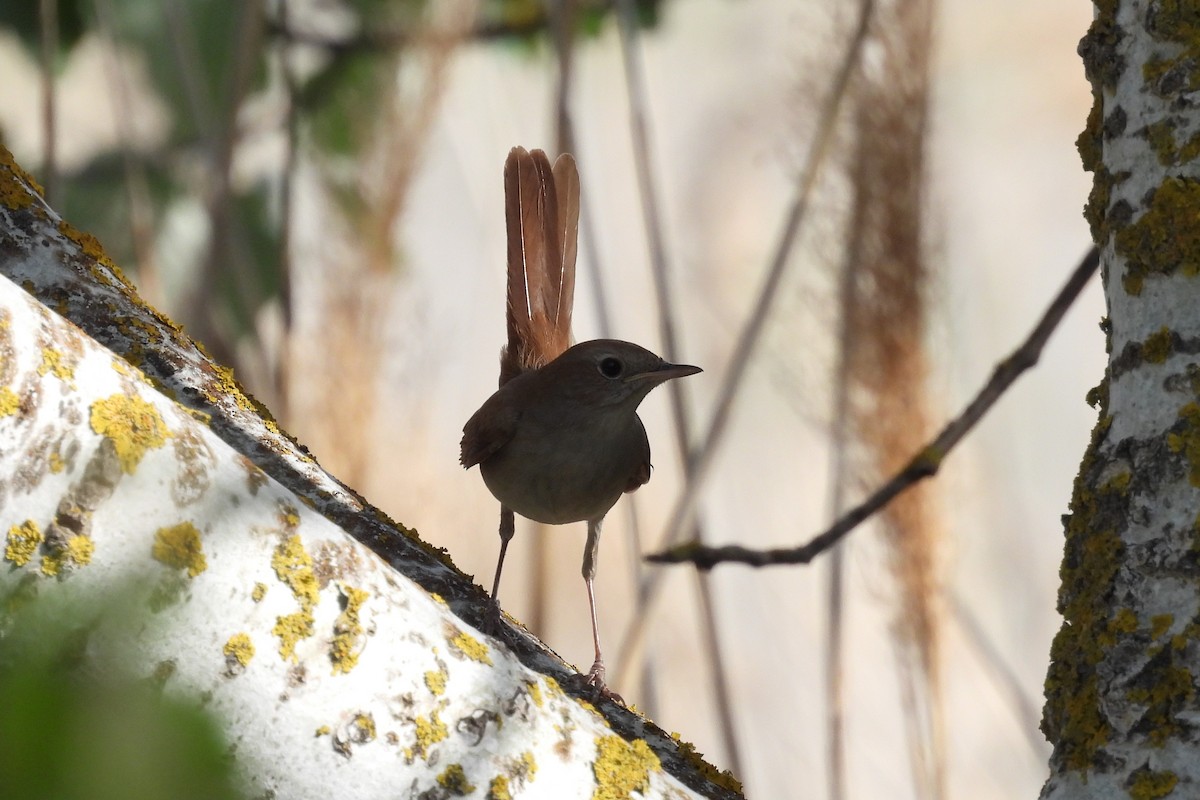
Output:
left=582, top=660, right=625, bottom=705
left=481, top=595, right=506, bottom=638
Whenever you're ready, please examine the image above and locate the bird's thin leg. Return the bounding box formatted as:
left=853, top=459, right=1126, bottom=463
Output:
left=582, top=517, right=610, bottom=690
left=483, top=508, right=516, bottom=636
left=491, top=507, right=516, bottom=600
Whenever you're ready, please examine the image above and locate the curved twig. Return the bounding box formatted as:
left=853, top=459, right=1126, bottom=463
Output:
left=647, top=246, right=1100, bottom=569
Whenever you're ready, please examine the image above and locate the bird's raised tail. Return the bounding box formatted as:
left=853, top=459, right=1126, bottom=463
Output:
left=500, top=146, right=579, bottom=386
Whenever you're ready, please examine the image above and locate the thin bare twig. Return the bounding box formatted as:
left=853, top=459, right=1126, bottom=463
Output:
left=647, top=245, right=1101, bottom=568
left=615, top=0, right=875, bottom=678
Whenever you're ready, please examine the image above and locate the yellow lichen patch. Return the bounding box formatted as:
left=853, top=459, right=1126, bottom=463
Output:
left=207, top=362, right=261, bottom=416
left=65, top=535, right=93, bottom=564
left=271, top=536, right=319, bottom=662
left=278, top=502, right=301, bottom=530
left=4, top=520, right=42, bottom=566
left=488, top=776, right=512, bottom=800
left=0, top=145, right=42, bottom=209
left=56, top=219, right=137, bottom=293
left=425, top=667, right=448, bottom=696
left=273, top=611, right=314, bottom=661
left=351, top=713, right=376, bottom=742
left=1129, top=768, right=1179, bottom=800
left=1100, top=470, right=1131, bottom=495
left=591, top=735, right=660, bottom=800
left=272, top=535, right=319, bottom=611
left=332, top=712, right=378, bottom=757
left=528, top=679, right=544, bottom=708
left=543, top=676, right=564, bottom=699
left=315, top=725, right=331, bottom=737
left=1114, top=177, right=1200, bottom=295
left=181, top=406, right=211, bottom=426
left=1107, top=607, right=1139, bottom=642
left=514, top=751, right=537, bottom=784
left=446, top=625, right=492, bottom=665
left=0, top=387, right=20, bottom=416
left=39, top=534, right=93, bottom=576
left=89, top=394, right=170, bottom=473
left=405, top=711, right=449, bottom=763
left=436, top=764, right=475, bottom=796
left=489, top=753, right=537, bottom=796
left=1168, top=402, right=1200, bottom=487
left=38, top=347, right=73, bottom=380
left=152, top=522, right=208, bottom=577
left=331, top=584, right=369, bottom=675
left=223, top=633, right=255, bottom=666
left=251, top=582, right=267, bottom=602
left=1151, top=614, right=1175, bottom=640
left=48, top=451, right=65, bottom=473
left=1141, top=327, right=1175, bottom=364
left=1128, top=662, right=1194, bottom=747
left=669, top=733, right=743, bottom=795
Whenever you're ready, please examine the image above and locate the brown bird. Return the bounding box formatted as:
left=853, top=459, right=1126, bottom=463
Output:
left=460, top=147, right=700, bottom=694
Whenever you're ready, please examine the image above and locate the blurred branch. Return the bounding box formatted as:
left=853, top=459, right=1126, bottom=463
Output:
left=823, top=10, right=874, bottom=787
left=93, top=0, right=164, bottom=306
left=167, top=0, right=267, bottom=364
left=38, top=0, right=58, bottom=204
left=549, top=1, right=614, bottom=336
left=615, top=0, right=687, bottom=438
left=611, top=0, right=742, bottom=776
left=275, top=0, right=299, bottom=413
left=614, top=0, right=875, bottom=731
left=648, top=246, right=1101, bottom=569
left=546, top=0, right=664, bottom=712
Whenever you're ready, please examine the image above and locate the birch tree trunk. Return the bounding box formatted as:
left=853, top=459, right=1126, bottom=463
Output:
left=1042, top=2, right=1200, bottom=796
left=0, top=148, right=740, bottom=800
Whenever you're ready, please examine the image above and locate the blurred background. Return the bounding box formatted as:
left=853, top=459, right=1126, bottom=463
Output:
left=0, top=1, right=1098, bottom=797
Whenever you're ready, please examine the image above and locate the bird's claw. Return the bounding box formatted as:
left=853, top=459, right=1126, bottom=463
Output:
left=584, top=660, right=625, bottom=705
left=481, top=596, right=505, bottom=638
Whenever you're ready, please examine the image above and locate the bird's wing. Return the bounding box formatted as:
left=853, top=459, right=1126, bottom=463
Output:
left=459, top=391, right=519, bottom=469
left=623, top=417, right=652, bottom=493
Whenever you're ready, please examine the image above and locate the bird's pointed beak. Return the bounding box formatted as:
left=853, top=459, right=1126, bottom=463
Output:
left=626, top=362, right=703, bottom=384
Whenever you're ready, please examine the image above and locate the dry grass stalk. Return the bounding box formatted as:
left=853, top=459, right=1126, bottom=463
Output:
left=841, top=0, right=943, bottom=797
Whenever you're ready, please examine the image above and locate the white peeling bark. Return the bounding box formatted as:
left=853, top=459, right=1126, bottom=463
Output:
left=1042, top=2, right=1200, bottom=798
left=0, top=149, right=740, bottom=800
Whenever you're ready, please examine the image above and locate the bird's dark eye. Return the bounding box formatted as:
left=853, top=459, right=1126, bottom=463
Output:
left=599, top=357, right=624, bottom=378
